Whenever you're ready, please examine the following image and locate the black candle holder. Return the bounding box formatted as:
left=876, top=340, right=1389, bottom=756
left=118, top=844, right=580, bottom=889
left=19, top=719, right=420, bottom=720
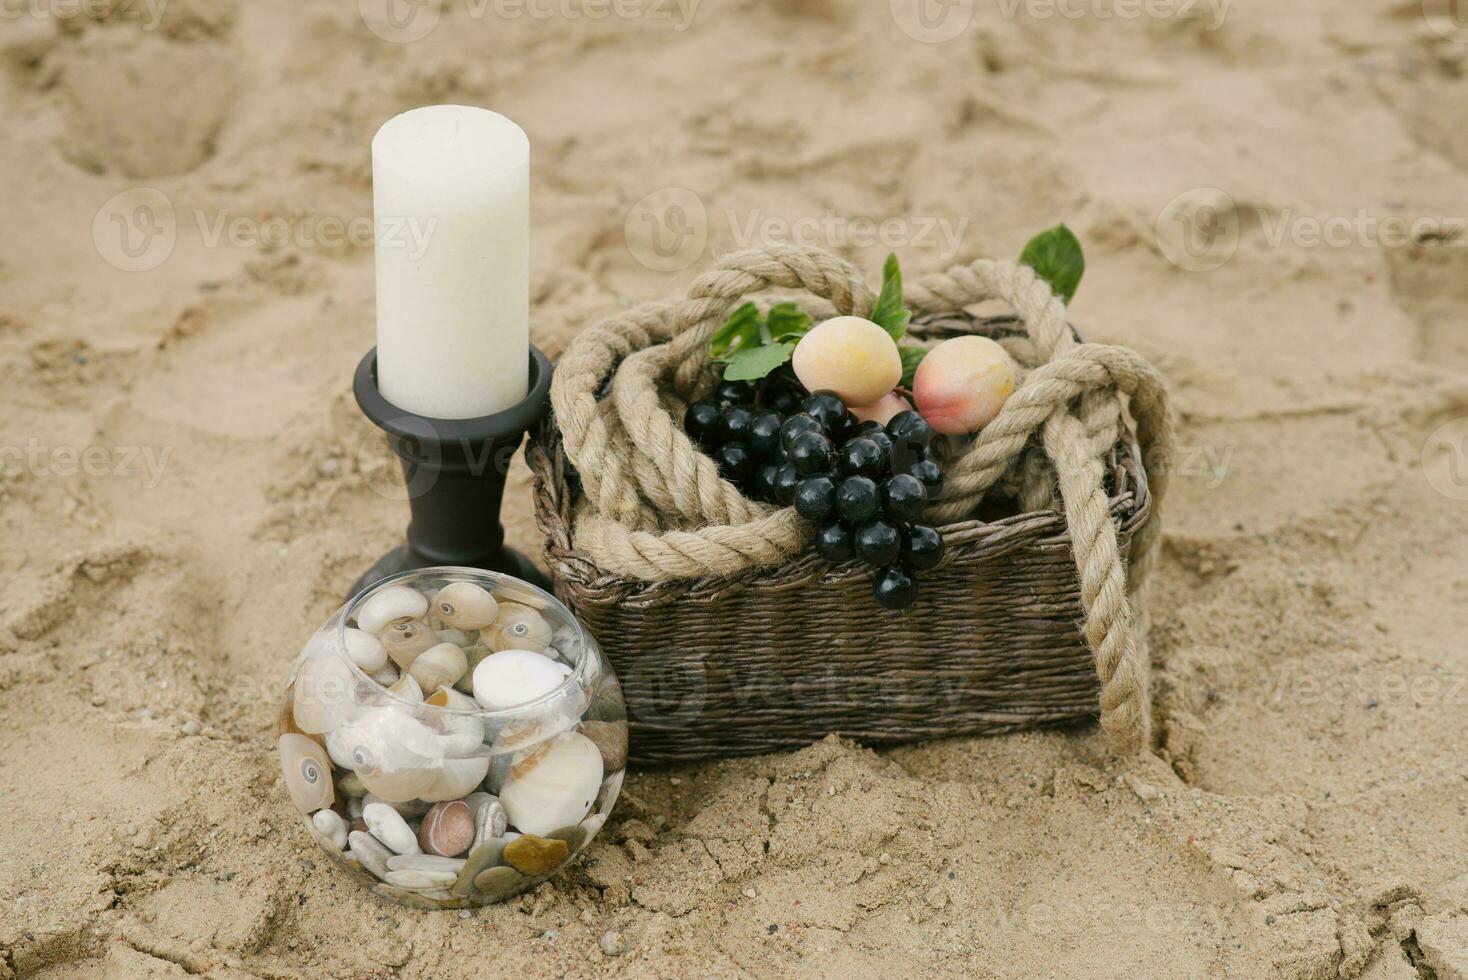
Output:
left=349, top=345, right=553, bottom=598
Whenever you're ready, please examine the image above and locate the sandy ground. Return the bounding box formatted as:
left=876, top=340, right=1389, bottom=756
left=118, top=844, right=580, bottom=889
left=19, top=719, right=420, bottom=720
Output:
left=3, top=0, right=1468, bottom=977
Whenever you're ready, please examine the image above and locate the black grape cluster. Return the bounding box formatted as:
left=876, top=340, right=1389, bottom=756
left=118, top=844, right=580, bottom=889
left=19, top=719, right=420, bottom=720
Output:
left=684, top=382, right=946, bottom=610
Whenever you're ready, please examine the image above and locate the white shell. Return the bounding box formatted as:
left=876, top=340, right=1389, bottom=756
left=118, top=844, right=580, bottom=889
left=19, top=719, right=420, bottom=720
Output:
left=364, top=801, right=420, bottom=855
left=357, top=586, right=429, bottom=635
left=388, top=673, right=424, bottom=704
left=436, top=627, right=472, bottom=647
left=432, top=582, right=500, bottom=631
left=312, top=808, right=349, bottom=850
left=424, top=687, right=486, bottom=757
left=369, top=663, right=400, bottom=686
left=334, top=707, right=443, bottom=803
left=484, top=604, right=553, bottom=654
left=382, top=620, right=439, bottom=670
left=472, top=650, right=571, bottom=710
left=498, top=732, right=603, bottom=836
left=418, top=754, right=492, bottom=803
left=291, top=645, right=359, bottom=734
left=342, top=628, right=388, bottom=673
left=408, top=643, right=468, bottom=694
left=279, top=734, right=335, bottom=814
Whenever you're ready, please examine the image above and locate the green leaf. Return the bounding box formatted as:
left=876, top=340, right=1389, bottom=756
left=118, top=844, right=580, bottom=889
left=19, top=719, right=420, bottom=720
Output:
left=710, top=302, right=761, bottom=359
left=721, top=342, right=795, bottom=382
left=1018, top=224, right=1085, bottom=304
left=766, top=302, right=813, bottom=342
left=898, top=345, right=927, bottom=388
left=869, top=253, right=911, bottom=341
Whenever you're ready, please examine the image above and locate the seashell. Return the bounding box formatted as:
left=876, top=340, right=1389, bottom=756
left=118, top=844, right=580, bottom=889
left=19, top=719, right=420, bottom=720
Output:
left=312, top=809, right=349, bottom=850
left=389, top=853, right=466, bottom=874
left=502, top=834, right=571, bottom=877
left=418, top=754, right=492, bottom=803
left=436, top=627, right=473, bottom=647
left=472, top=649, right=571, bottom=710
left=408, top=643, right=468, bottom=694
left=279, top=734, right=335, bottom=814
left=471, top=864, right=528, bottom=901
left=432, top=582, right=499, bottom=631
left=369, top=663, right=399, bottom=687
left=348, top=829, right=392, bottom=880
left=483, top=603, right=553, bottom=654
left=418, top=800, right=475, bottom=857
left=474, top=797, right=509, bottom=846
left=357, top=586, right=429, bottom=635
left=382, top=620, right=438, bottom=671
left=342, top=628, right=388, bottom=673
left=455, top=644, right=491, bottom=694
left=336, top=707, right=443, bottom=803
left=451, top=836, right=513, bottom=896
left=291, top=649, right=359, bottom=734
left=387, top=672, right=424, bottom=704
left=578, top=720, right=628, bottom=772
left=498, top=732, right=603, bottom=837
left=363, top=801, right=419, bottom=855
left=423, top=687, right=487, bottom=757
left=337, top=771, right=367, bottom=798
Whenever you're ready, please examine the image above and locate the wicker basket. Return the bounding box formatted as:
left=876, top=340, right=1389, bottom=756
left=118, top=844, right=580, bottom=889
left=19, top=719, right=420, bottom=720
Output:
left=530, top=307, right=1155, bottom=765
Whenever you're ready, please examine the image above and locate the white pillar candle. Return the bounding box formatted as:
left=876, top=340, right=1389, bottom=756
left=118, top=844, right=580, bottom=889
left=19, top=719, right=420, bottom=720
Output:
left=372, top=105, right=529, bottom=420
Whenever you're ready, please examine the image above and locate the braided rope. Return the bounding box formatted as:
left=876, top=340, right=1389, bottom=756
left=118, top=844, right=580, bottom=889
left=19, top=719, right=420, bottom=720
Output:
left=549, top=246, right=1173, bottom=753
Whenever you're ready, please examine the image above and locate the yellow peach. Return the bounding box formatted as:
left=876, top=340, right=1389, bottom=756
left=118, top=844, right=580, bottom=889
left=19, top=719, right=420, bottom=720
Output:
left=912, top=336, right=1015, bottom=435
left=791, top=316, right=902, bottom=407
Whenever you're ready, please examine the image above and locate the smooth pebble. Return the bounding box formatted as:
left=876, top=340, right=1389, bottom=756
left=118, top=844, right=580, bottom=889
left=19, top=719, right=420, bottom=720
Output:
left=418, top=800, right=475, bottom=857
left=472, top=649, right=570, bottom=710
left=342, top=628, right=388, bottom=673
left=363, top=802, right=420, bottom=856
left=311, top=809, right=349, bottom=850
left=471, top=865, right=527, bottom=901
left=502, top=834, right=570, bottom=876
left=347, top=830, right=392, bottom=880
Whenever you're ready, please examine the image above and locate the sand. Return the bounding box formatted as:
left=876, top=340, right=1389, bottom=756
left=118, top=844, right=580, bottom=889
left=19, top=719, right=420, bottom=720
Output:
left=3, top=1, right=1468, bottom=977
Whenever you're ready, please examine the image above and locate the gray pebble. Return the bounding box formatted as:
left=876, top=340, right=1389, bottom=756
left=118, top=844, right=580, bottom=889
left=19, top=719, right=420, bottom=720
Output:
left=600, top=931, right=626, bottom=956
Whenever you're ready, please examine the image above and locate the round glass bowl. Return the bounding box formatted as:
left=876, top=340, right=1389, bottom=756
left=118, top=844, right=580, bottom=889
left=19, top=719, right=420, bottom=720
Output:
left=277, top=568, right=627, bottom=910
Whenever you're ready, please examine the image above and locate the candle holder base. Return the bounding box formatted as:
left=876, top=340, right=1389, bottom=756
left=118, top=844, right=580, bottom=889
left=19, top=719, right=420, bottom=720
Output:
left=349, top=345, right=553, bottom=602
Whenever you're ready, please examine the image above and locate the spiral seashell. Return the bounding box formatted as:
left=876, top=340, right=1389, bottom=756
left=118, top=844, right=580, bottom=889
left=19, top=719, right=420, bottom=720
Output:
left=432, top=582, right=499, bottom=631
left=498, top=732, right=603, bottom=837
left=342, top=628, right=388, bottom=673
left=408, top=642, right=468, bottom=694
left=357, top=586, right=429, bottom=635
left=483, top=603, right=553, bottom=654
left=334, top=707, right=442, bottom=803
left=279, top=733, right=335, bottom=814
left=382, top=620, right=438, bottom=671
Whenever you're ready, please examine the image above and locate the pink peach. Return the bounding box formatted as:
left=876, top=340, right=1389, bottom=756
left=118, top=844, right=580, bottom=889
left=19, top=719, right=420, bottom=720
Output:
left=912, top=336, right=1015, bottom=435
